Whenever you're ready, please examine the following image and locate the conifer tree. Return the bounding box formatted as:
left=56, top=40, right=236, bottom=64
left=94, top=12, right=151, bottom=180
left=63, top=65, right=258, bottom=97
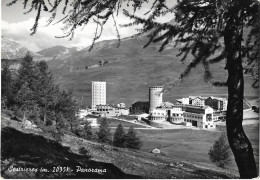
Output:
left=15, top=82, right=36, bottom=112
left=97, top=118, right=112, bottom=144
left=55, top=89, right=78, bottom=130
left=15, top=82, right=40, bottom=121
left=35, top=61, right=55, bottom=106
left=1, top=62, right=14, bottom=108
left=15, top=53, right=38, bottom=92
left=125, top=126, right=142, bottom=150
left=9, top=53, right=78, bottom=131
left=113, top=123, right=126, bottom=148
left=209, top=133, right=231, bottom=168
left=83, top=121, right=93, bottom=140
left=75, top=120, right=93, bottom=140
left=33, top=61, right=55, bottom=123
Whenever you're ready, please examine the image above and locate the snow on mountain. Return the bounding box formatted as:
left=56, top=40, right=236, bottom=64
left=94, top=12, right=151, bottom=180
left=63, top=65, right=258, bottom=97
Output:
left=1, top=36, right=41, bottom=59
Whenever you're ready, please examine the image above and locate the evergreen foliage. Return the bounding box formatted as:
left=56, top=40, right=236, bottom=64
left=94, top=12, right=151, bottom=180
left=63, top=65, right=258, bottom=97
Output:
left=1, top=62, right=14, bottom=108
left=5, top=0, right=259, bottom=177
left=97, top=118, right=112, bottom=144
left=83, top=121, right=93, bottom=140
left=125, top=126, right=142, bottom=150
left=75, top=121, right=93, bottom=140
left=208, top=133, right=231, bottom=168
left=15, top=53, right=38, bottom=92
left=1, top=53, right=79, bottom=140
left=113, top=123, right=126, bottom=148
left=78, top=147, right=91, bottom=158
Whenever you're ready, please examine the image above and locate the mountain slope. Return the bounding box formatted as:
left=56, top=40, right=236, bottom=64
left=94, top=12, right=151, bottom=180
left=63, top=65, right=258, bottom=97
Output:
left=47, top=35, right=258, bottom=107
left=1, top=36, right=41, bottom=59
left=37, top=45, right=78, bottom=59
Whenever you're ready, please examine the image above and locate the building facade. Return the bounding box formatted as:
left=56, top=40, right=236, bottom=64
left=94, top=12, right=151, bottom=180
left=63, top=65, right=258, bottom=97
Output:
left=176, top=98, right=190, bottom=105
left=189, top=96, right=206, bottom=106
left=183, top=105, right=215, bottom=129
left=150, top=108, right=167, bottom=121
left=92, top=81, right=106, bottom=109
left=149, top=104, right=184, bottom=123
left=166, top=105, right=184, bottom=124
left=205, top=96, right=228, bottom=111
left=149, top=86, right=163, bottom=110
left=96, top=104, right=129, bottom=117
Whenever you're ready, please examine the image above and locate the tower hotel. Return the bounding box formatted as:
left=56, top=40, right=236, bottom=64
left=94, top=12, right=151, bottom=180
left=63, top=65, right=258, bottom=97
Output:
left=92, top=81, right=106, bottom=109
left=149, top=86, right=163, bottom=110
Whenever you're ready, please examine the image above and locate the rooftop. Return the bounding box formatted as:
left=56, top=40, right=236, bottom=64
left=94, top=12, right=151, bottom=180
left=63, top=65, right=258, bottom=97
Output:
left=183, top=104, right=212, bottom=110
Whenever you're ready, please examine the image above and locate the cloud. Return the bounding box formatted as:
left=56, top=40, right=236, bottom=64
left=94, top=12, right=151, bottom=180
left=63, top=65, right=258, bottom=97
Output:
left=2, top=0, right=177, bottom=52
left=1, top=15, right=139, bottom=52
left=1, top=0, right=176, bottom=52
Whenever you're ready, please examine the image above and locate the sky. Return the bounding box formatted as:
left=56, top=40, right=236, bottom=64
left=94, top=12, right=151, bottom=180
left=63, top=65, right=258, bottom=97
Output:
left=1, top=0, right=176, bottom=52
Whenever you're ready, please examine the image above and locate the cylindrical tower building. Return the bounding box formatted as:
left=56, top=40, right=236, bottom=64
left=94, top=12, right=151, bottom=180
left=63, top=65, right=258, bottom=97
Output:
left=92, top=81, right=106, bottom=109
left=149, top=86, right=163, bottom=110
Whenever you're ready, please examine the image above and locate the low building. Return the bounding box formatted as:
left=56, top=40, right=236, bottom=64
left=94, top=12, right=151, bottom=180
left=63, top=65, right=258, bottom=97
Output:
left=213, top=111, right=226, bottom=121
left=135, top=113, right=149, bottom=120
left=176, top=98, right=190, bottom=105
left=150, top=108, right=167, bottom=121
left=114, top=107, right=129, bottom=116
left=95, top=104, right=129, bottom=117
left=205, top=96, right=227, bottom=111
left=183, top=105, right=215, bottom=129
left=150, top=103, right=184, bottom=123
left=189, top=96, right=207, bottom=106
left=117, top=103, right=126, bottom=108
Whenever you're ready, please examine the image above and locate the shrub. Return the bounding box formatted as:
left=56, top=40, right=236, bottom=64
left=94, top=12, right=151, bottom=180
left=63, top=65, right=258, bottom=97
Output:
left=97, top=118, right=112, bottom=144
left=79, top=147, right=91, bottom=158
left=74, top=121, right=92, bottom=140
left=208, top=133, right=231, bottom=168
left=125, top=126, right=142, bottom=150
left=113, top=123, right=126, bottom=148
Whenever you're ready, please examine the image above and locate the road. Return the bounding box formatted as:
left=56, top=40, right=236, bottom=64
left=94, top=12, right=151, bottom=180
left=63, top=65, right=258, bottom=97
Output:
left=111, top=117, right=158, bottom=129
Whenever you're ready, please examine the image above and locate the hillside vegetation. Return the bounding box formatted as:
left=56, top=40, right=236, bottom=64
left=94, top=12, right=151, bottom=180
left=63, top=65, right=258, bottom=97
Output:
left=1, top=112, right=238, bottom=179
left=46, top=35, right=258, bottom=106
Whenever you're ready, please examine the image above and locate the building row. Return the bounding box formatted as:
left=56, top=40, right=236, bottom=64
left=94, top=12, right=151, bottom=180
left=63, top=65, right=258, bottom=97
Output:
left=149, top=103, right=216, bottom=129
left=90, top=81, right=225, bottom=129
left=176, top=96, right=228, bottom=111
left=147, top=88, right=227, bottom=129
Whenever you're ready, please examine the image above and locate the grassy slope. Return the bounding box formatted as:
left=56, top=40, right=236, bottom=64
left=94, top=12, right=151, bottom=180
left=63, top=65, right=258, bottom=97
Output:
left=1, top=112, right=239, bottom=179
left=47, top=36, right=258, bottom=107
left=136, top=124, right=259, bottom=174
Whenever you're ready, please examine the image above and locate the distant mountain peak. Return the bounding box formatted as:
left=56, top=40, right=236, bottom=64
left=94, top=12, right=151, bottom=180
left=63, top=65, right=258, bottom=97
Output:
left=37, top=45, right=78, bottom=59
left=1, top=36, right=41, bottom=59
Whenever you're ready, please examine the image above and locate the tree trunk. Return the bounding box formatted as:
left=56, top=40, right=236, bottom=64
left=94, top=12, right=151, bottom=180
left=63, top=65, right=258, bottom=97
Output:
left=225, top=22, right=257, bottom=178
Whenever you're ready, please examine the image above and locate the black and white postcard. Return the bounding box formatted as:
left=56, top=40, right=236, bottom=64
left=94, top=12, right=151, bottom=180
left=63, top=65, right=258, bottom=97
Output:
left=1, top=0, right=259, bottom=179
